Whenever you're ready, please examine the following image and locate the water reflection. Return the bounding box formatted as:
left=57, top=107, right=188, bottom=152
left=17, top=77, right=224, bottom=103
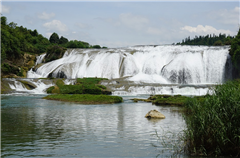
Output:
left=1, top=95, right=187, bottom=157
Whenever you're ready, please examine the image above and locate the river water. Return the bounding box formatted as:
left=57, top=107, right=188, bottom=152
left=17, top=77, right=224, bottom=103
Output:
left=1, top=94, right=189, bottom=157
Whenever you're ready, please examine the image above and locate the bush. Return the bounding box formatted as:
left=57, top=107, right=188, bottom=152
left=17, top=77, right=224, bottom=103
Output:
left=56, top=79, right=65, bottom=87
left=83, top=85, right=102, bottom=95
left=213, top=40, right=223, bottom=46
left=59, top=85, right=83, bottom=94
left=77, top=77, right=107, bottom=85
left=46, top=86, right=55, bottom=93
left=183, top=80, right=240, bottom=156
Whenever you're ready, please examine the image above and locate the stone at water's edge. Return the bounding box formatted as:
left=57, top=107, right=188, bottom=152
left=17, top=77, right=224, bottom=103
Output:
left=145, top=109, right=165, bottom=119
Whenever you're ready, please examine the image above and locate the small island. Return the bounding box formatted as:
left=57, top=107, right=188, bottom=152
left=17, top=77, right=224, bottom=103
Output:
left=43, top=77, right=123, bottom=104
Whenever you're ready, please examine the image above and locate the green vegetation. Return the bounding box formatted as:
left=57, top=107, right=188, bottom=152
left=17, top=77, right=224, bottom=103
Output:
left=229, top=28, right=240, bottom=78
left=1, top=16, right=107, bottom=77
left=46, top=78, right=109, bottom=95
left=43, top=94, right=123, bottom=104
left=131, top=95, right=205, bottom=106
left=183, top=80, right=240, bottom=157
left=1, top=79, right=12, bottom=94
left=44, top=78, right=122, bottom=104
left=176, top=33, right=234, bottom=46
left=44, top=45, right=66, bottom=63
left=76, top=78, right=108, bottom=85
left=151, top=95, right=189, bottom=106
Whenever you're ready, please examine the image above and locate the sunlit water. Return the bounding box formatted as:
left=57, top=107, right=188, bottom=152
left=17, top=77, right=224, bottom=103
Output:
left=1, top=94, right=190, bottom=157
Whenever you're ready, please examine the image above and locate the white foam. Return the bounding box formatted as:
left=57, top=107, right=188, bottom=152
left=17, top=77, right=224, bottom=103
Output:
left=28, top=46, right=231, bottom=84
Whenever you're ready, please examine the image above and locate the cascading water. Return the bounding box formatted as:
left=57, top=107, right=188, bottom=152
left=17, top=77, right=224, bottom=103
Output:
left=3, top=78, right=76, bottom=94
left=24, top=45, right=232, bottom=95
left=28, top=45, right=231, bottom=84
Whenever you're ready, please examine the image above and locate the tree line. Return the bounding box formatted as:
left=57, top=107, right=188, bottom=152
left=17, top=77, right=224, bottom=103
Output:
left=1, top=16, right=106, bottom=63
left=176, top=33, right=235, bottom=46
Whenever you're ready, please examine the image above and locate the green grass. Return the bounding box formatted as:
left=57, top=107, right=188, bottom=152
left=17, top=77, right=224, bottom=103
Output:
left=76, top=77, right=107, bottom=85
left=46, top=78, right=110, bottom=95
left=44, top=78, right=118, bottom=104
left=43, top=94, right=123, bottom=104
left=147, top=95, right=204, bottom=106
left=183, top=80, right=240, bottom=157
left=151, top=95, right=189, bottom=106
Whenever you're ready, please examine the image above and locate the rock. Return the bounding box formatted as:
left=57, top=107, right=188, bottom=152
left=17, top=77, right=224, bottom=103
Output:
left=145, top=109, right=165, bottom=119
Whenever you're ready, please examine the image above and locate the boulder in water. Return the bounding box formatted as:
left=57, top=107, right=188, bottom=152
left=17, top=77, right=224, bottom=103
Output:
left=145, top=109, right=165, bottom=119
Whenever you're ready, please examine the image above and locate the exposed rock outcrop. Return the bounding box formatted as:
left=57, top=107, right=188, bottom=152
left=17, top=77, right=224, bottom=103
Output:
left=145, top=109, right=165, bottom=119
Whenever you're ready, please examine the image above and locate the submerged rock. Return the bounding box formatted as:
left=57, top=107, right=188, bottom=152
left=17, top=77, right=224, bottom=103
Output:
left=145, top=109, right=165, bottom=119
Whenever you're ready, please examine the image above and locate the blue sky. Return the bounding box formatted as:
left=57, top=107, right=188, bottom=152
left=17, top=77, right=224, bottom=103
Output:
left=1, top=1, right=239, bottom=48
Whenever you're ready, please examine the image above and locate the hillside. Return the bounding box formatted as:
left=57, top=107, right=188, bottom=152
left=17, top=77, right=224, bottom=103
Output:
left=1, top=16, right=106, bottom=78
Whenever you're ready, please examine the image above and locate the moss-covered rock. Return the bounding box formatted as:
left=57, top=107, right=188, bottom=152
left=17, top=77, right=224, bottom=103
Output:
left=18, top=80, right=37, bottom=90
left=1, top=79, right=13, bottom=94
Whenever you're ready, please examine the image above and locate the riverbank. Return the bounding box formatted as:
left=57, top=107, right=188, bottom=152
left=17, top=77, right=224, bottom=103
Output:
left=183, top=80, right=240, bottom=157
left=131, top=94, right=206, bottom=106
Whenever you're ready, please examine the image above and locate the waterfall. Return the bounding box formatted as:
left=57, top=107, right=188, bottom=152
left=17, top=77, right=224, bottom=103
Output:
left=28, top=45, right=231, bottom=84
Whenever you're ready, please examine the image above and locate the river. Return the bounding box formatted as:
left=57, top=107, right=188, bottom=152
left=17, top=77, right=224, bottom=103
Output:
left=2, top=94, right=188, bottom=157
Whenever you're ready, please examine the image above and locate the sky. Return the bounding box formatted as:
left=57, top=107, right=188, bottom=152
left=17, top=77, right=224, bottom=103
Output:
left=1, top=0, right=239, bottom=48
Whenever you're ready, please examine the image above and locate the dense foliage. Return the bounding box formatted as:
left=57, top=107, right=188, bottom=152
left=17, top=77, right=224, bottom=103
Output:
left=229, top=28, right=240, bottom=77
left=1, top=16, right=106, bottom=77
left=177, top=33, right=234, bottom=46
left=1, top=16, right=51, bottom=62
left=44, top=45, right=67, bottom=63
left=183, top=80, right=240, bottom=157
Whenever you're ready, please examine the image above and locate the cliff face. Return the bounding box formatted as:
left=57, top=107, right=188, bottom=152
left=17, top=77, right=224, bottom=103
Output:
left=1, top=53, right=36, bottom=78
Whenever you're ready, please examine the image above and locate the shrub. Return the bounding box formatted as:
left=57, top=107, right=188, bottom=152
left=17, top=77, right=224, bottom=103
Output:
left=56, top=79, right=65, bottom=87
left=183, top=80, right=240, bottom=157
left=46, top=86, right=55, bottom=93
left=77, top=77, right=107, bottom=85
left=59, top=85, right=83, bottom=94
left=83, top=85, right=102, bottom=95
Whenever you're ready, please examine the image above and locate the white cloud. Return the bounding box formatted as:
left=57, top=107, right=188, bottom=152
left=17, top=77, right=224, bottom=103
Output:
left=43, top=20, right=68, bottom=33
left=38, top=12, right=55, bottom=20
left=119, top=13, right=149, bottom=30
left=1, top=5, right=10, bottom=14
left=181, top=25, right=233, bottom=35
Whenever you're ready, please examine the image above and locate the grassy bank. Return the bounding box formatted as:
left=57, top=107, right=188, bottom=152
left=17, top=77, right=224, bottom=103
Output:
left=131, top=95, right=205, bottom=106
left=183, top=80, right=240, bottom=157
left=43, top=94, right=123, bottom=104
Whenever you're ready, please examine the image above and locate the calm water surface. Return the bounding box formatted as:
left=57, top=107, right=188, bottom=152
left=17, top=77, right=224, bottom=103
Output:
left=2, top=94, right=188, bottom=157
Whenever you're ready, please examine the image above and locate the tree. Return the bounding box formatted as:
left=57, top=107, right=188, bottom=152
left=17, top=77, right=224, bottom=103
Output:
left=213, top=40, right=223, bottom=46
left=49, top=32, right=59, bottom=44
left=1, top=16, right=7, bottom=26
left=92, top=45, right=101, bottom=49
left=59, top=36, right=68, bottom=44
left=229, top=28, right=240, bottom=75
left=30, top=29, right=38, bottom=37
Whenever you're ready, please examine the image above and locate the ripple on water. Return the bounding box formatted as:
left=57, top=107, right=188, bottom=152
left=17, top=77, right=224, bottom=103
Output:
left=1, top=95, right=187, bottom=157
